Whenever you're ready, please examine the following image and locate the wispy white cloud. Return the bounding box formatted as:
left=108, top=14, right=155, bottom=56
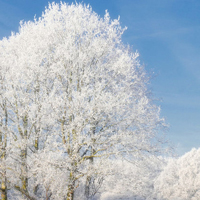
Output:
left=170, top=41, right=200, bottom=82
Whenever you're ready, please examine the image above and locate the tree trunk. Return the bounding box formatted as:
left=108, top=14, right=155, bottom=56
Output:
left=1, top=176, right=7, bottom=200
left=67, top=183, right=74, bottom=200
left=66, top=167, right=76, bottom=200
left=1, top=103, right=8, bottom=200
left=0, top=135, right=7, bottom=200
left=85, top=124, right=96, bottom=198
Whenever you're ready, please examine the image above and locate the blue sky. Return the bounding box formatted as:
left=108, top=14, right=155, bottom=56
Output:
left=0, top=0, right=200, bottom=155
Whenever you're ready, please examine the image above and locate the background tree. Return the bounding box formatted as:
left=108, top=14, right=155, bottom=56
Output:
left=0, top=2, right=166, bottom=199
left=154, top=148, right=200, bottom=200
left=99, top=157, right=166, bottom=200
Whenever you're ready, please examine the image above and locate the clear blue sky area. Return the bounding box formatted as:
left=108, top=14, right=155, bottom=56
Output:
left=1, top=0, right=200, bottom=156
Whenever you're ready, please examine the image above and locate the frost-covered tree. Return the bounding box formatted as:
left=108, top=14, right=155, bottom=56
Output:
left=154, top=148, right=200, bottom=200
left=0, top=2, right=166, bottom=200
left=100, top=156, right=166, bottom=200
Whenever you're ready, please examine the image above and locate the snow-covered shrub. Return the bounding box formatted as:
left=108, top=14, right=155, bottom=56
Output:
left=100, top=157, right=166, bottom=200
left=155, top=148, right=200, bottom=200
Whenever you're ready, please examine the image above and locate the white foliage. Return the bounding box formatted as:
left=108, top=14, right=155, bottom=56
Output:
left=155, top=148, right=200, bottom=200
left=0, top=2, right=166, bottom=199
left=100, top=157, right=166, bottom=200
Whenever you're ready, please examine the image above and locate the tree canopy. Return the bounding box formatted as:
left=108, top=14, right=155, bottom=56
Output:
left=0, top=2, right=166, bottom=200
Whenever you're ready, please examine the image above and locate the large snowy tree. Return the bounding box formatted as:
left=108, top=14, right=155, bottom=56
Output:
left=0, top=2, right=166, bottom=200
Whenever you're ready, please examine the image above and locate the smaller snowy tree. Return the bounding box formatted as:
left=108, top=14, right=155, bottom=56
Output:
left=100, top=156, right=166, bottom=200
left=155, top=148, right=200, bottom=200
